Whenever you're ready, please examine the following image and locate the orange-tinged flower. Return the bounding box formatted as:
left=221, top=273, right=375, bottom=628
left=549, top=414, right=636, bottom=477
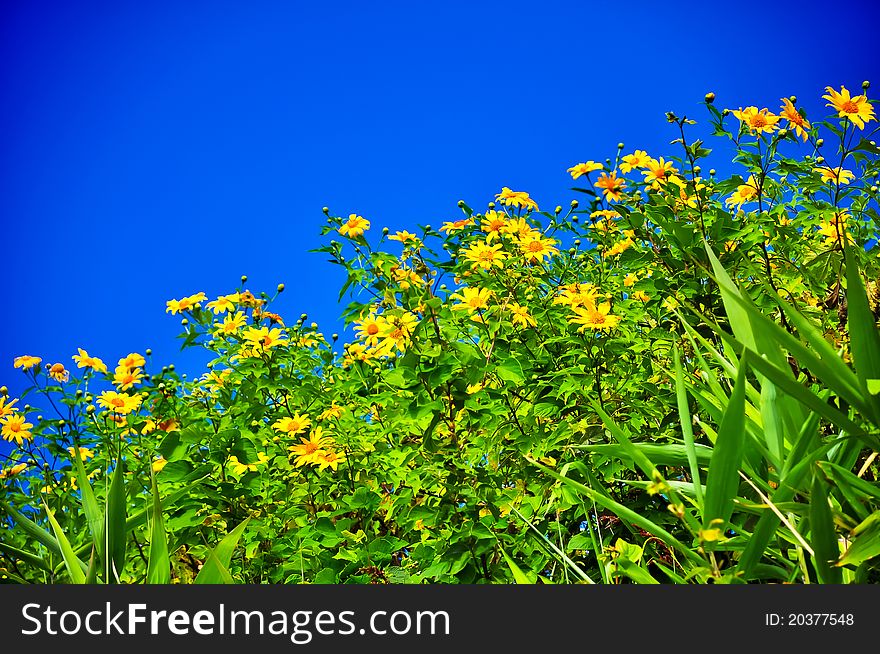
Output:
left=165, top=292, right=207, bottom=315
left=48, top=363, right=69, bottom=383
left=152, top=457, right=168, bottom=473
left=1, top=414, right=33, bottom=446
left=72, top=348, right=107, bottom=374
left=731, top=106, right=780, bottom=135
left=463, top=240, right=506, bottom=271
left=450, top=287, right=493, bottom=313
left=355, top=313, right=388, bottom=346
left=67, top=446, right=95, bottom=461
left=495, top=187, right=538, bottom=211
left=553, top=283, right=599, bottom=309
left=375, top=312, right=419, bottom=355
left=642, top=157, right=678, bottom=187
left=440, top=218, right=474, bottom=234
left=508, top=302, right=536, bottom=328
left=569, top=301, right=621, bottom=332
left=823, top=85, right=876, bottom=130
left=620, top=150, right=650, bottom=173
left=0, top=462, right=28, bottom=479
left=500, top=217, right=536, bottom=240
left=605, top=237, right=635, bottom=257
left=480, top=210, right=509, bottom=242
left=272, top=412, right=311, bottom=435
left=215, top=311, right=247, bottom=336
left=725, top=175, right=760, bottom=209
left=113, top=365, right=143, bottom=390
left=339, top=214, right=370, bottom=238
left=393, top=267, right=424, bottom=290
left=242, top=326, right=286, bottom=351
left=288, top=427, right=333, bottom=467
left=318, top=405, right=344, bottom=421
left=817, top=211, right=855, bottom=246
left=567, top=161, right=603, bottom=179
left=779, top=98, right=811, bottom=141
left=0, top=396, right=18, bottom=418
left=97, top=390, right=142, bottom=415
left=814, top=166, right=855, bottom=185
left=632, top=290, right=650, bottom=302
left=206, top=293, right=240, bottom=315
left=314, top=448, right=346, bottom=472
left=594, top=171, right=627, bottom=202
left=623, top=273, right=638, bottom=287
left=389, top=230, right=418, bottom=243
left=228, top=452, right=271, bottom=476
left=118, top=352, right=146, bottom=370
left=14, top=355, right=42, bottom=370
left=519, top=235, right=559, bottom=262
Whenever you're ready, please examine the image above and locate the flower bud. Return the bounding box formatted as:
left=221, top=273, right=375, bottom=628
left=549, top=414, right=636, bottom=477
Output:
left=58, top=420, right=66, bottom=427
left=300, top=313, right=308, bottom=321
left=617, top=142, right=625, bottom=149
left=382, top=227, right=389, bottom=235
left=277, top=283, right=285, bottom=293
left=457, top=200, right=465, bottom=208
left=572, top=216, right=579, bottom=224
left=0, top=386, right=6, bottom=396
left=816, top=138, right=824, bottom=147
left=704, top=92, right=715, bottom=104
left=574, top=239, right=581, bottom=247
left=322, top=206, right=329, bottom=214
left=162, top=366, right=168, bottom=373
left=568, top=247, right=576, bottom=256
left=863, top=80, right=870, bottom=90
left=75, top=389, right=83, bottom=398
left=722, top=108, right=729, bottom=116
left=424, top=224, right=431, bottom=231
left=570, top=199, right=579, bottom=209
left=85, top=394, right=93, bottom=403
left=487, top=202, right=495, bottom=209
left=872, top=186, right=879, bottom=193
left=693, top=166, right=701, bottom=175
left=816, top=156, right=825, bottom=164
left=24, top=404, right=30, bottom=412
left=789, top=95, right=797, bottom=103
left=241, top=275, right=248, bottom=283
left=86, top=405, right=95, bottom=415
left=145, top=348, right=152, bottom=356
left=168, top=364, right=175, bottom=372
left=554, top=205, right=562, bottom=214
left=181, top=318, right=189, bottom=326
left=332, top=333, right=339, bottom=341
left=709, top=169, right=716, bottom=176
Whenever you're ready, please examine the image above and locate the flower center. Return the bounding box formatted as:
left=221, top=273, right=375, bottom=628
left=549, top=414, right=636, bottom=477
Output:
left=751, top=115, right=767, bottom=128
left=367, top=324, right=379, bottom=335
left=489, top=220, right=504, bottom=231
left=842, top=100, right=858, bottom=114
left=50, top=363, right=64, bottom=373
left=111, top=398, right=125, bottom=408
left=9, top=422, right=21, bottom=432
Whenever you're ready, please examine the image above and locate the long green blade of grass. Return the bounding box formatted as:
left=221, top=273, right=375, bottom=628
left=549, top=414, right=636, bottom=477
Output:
left=194, top=518, right=250, bottom=584
left=146, top=469, right=171, bottom=584
left=674, top=344, right=704, bottom=510
left=43, top=502, right=86, bottom=584
left=106, top=454, right=128, bottom=583
left=72, top=445, right=104, bottom=564
left=810, top=470, right=843, bottom=583
left=845, top=245, right=880, bottom=425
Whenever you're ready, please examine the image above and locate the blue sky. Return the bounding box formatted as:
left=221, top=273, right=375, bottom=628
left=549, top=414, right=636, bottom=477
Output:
left=2, top=0, right=880, bottom=411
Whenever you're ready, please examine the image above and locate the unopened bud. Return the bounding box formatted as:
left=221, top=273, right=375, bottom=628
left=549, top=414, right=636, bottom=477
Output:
left=704, top=92, right=715, bottom=104
left=570, top=199, right=579, bottom=209
left=816, top=156, right=825, bottom=164
left=574, top=239, right=581, bottom=247
left=322, top=206, right=329, bottom=214
left=300, top=313, right=308, bottom=321
left=722, top=108, right=730, bottom=116
left=872, top=185, right=879, bottom=193
left=277, top=283, right=285, bottom=293
left=241, top=275, right=248, bottom=283
left=86, top=405, right=95, bottom=415
left=554, top=205, right=562, bottom=215
left=0, top=386, right=6, bottom=396
left=709, top=169, right=716, bottom=176
left=816, top=138, right=824, bottom=147
left=145, top=348, right=152, bottom=356
left=168, top=364, right=175, bottom=372
left=863, top=80, right=870, bottom=90
left=617, top=142, right=625, bottom=149
left=457, top=200, right=465, bottom=208
left=789, top=95, right=797, bottom=103
left=181, top=318, right=189, bottom=326
left=332, top=333, right=339, bottom=341
left=382, top=227, right=389, bottom=235
left=58, top=420, right=66, bottom=427
left=75, top=389, right=83, bottom=398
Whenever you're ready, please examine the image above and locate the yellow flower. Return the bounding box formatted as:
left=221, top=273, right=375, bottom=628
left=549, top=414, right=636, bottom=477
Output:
left=339, top=214, right=370, bottom=237
left=165, top=292, right=207, bottom=315
left=72, top=348, right=107, bottom=374
left=495, top=187, right=538, bottom=211
left=518, top=235, right=559, bottom=262
left=1, top=414, right=34, bottom=446
left=779, top=98, right=811, bottom=141
left=553, top=283, right=599, bottom=309
left=67, top=446, right=95, bottom=461
left=440, top=218, right=474, bottom=234
left=0, top=462, right=28, bottom=479
left=375, top=312, right=419, bottom=355
left=97, top=391, right=142, bottom=415
left=393, top=267, right=424, bottom=290
left=450, top=287, right=493, bottom=313
left=499, top=217, right=535, bottom=240
left=817, top=211, right=855, bottom=245
left=215, top=311, right=247, bottom=336
left=13, top=355, right=42, bottom=370
left=118, top=352, right=146, bottom=370
left=463, top=240, right=506, bottom=271
left=288, top=427, right=333, bottom=467
left=0, top=396, right=19, bottom=419
left=343, top=342, right=370, bottom=365
left=355, top=313, right=388, bottom=346
left=389, top=230, right=418, bottom=243
left=113, top=364, right=143, bottom=390
left=227, top=453, right=270, bottom=476
left=314, top=449, right=346, bottom=472
left=242, top=326, right=287, bottom=351
left=731, top=106, right=780, bottom=135
left=152, top=457, right=168, bottom=473
left=318, top=405, right=344, bottom=421
left=272, top=412, right=312, bottom=436
left=567, top=161, right=603, bottom=179
left=480, top=210, right=509, bottom=242
left=823, top=85, right=876, bottom=130
left=594, top=171, right=627, bottom=202
left=814, top=166, right=855, bottom=185
left=642, top=157, right=678, bottom=186
left=725, top=175, right=760, bottom=209
left=48, top=363, right=69, bottom=383
left=206, top=293, right=240, bottom=315
left=569, top=302, right=621, bottom=332
left=605, top=237, right=635, bottom=257
left=632, top=290, right=650, bottom=302
left=623, top=273, right=638, bottom=287
left=508, top=302, right=536, bottom=327
left=662, top=296, right=679, bottom=312
left=619, top=150, right=650, bottom=173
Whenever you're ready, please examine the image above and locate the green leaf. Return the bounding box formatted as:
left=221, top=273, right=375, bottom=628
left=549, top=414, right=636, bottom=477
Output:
left=674, top=344, right=703, bottom=510
left=43, top=503, right=86, bottom=584
left=146, top=469, right=171, bottom=584
left=106, top=455, right=128, bottom=583
left=0, top=541, right=53, bottom=573
left=702, top=356, right=746, bottom=531
left=194, top=518, right=250, bottom=584
left=809, top=470, right=843, bottom=584
left=71, top=447, right=104, bottom=564
left=836, top=512, right=880, bottom=567
left=845, top=246, right=880, bottom=424
left=498, top=545, right=534, bottom=584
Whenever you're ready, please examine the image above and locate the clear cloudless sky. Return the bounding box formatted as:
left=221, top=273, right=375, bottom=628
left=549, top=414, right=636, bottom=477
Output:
left=2, top=0, right=880, bottom=407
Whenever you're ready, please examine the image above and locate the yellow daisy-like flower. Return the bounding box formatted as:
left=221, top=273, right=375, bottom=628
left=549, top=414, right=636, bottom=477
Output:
left=1, top=414, right=34, bottom=446
left=450, top=287, right=493, bottom=313
left=440, top=218, right=474, bottom=234
left=642, top=157, right=678, bottom=187
left=152, top=457, right=168, bottom=473
left=355, top=313, right=388, bottom=346
left=500, top=217, right=536, bottom=240
left=375, top=312, right=419, bottom=355
left=632, top=290, right=650, bottom=302
left=393, top=267, right=424, bottom=290
left=165, top=292, right=207, bottom=315
left=623, top=273, right=638, bottom=287
left=97, top=391, right=142, bottom=415
left=662, top=296, right=679, bottom=312
left=480, top=210, right=509, bottom=242
left=118, top=352, right=146, bottom=370
left=823, top=85, right=876, bottom=130
left=215, top=311, right=247, bottom=336
left=619, top=150, right=650, bottom=173
left=67, top=446, right=95, bottom=461
left=389, top=230, right=418, bottom=243
left=594, top=171, right=627, bottom=202
left=228, top=453, right=271, bottom=476
left=731, top=106, right=780, bottom=135
left=569, top=302, right=621, bottom=332
left=242, top=326, right=287, bottom=351
left=112, top=365, right=144, bottom=391
left=463, top=240, right=506, bottom=271
left=779, top=98, right=811, bottom=141
left=318, top=405, right=344, bottom=421
left=495, top=187, right=538, bottom=211
left=567, top=161, right=603, bottom=179
left=553, top=283, right=600, bottom=309
left=0, top=462, right=28, bottom=479
left=0, top=396, right=19, bottom=419
left=13, top=355, right=42, bottom=370
left=605, top=237, right=635, bottom=257
left=48, top=363, right=69, bottom=383
left=508, top=302, right=536, bottom=328
left=288, top=427, right=333, bottom=467
left=814, top=166, right=855, bottom=185
left=206, top=293, right=240, bottom=315
left=817, top=211, right=855, bottom=246
left=272, top=412, right=312, bottom=436
left=725, top=175, right=760, bottom=209
left=72, top=348, right=107, bottom=374
left=339, top=214, right=370, bottom=238
left=314, top=449, right=346, bottom=472
left=518, top=235, right=559, bottom=262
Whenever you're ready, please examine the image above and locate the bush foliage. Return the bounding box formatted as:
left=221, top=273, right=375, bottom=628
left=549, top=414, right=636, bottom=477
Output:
left=2, top=85, right=880, bottom=584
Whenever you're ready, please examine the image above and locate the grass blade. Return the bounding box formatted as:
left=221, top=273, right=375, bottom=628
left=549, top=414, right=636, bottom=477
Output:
left=146, top=469, right=171, bottom=584
left=194, top=518, right=250, bottom=584
left=43, top=502, right=86, bottom=584
left=106, top=454, right=128, bottom=583
left=674, top=344, right=704, bottom=510
left=71, top=445, right=104, bottom=563
left=810, top=470, right=843, bottom=583
left=498, top=544, right=534, bottom=584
